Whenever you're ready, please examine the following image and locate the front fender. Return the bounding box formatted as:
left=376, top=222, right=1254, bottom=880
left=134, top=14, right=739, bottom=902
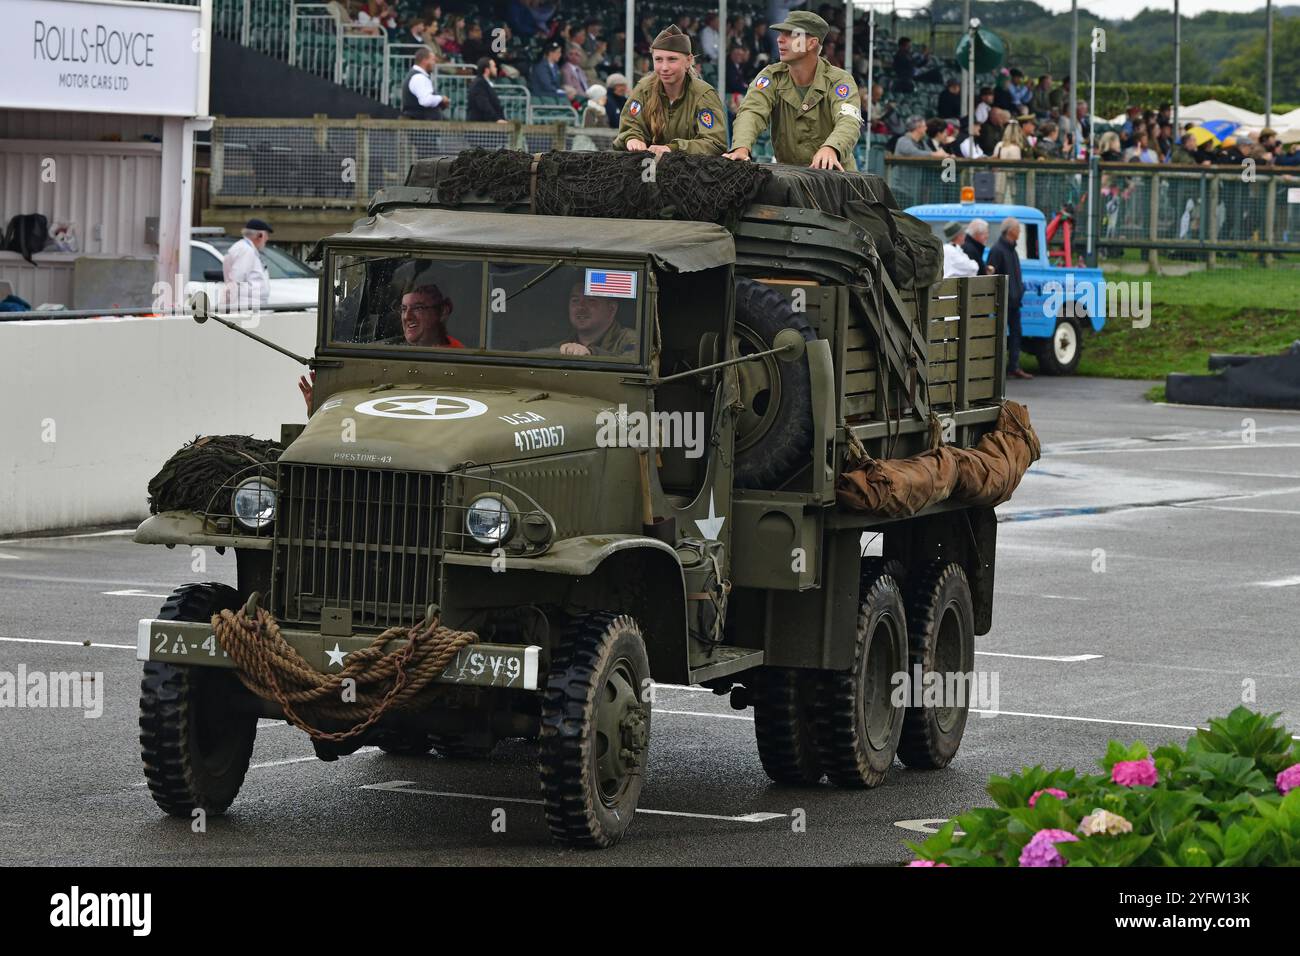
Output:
left=132, top=511, right=273, bottom=550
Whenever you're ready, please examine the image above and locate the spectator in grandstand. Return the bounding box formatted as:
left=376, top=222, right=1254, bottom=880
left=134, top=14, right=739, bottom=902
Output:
left=978, top=108, right=1008, bottom=156
left=941, top=222, right=979, bottom=278
left=1031, top=75, right=1052, bottom=120
left=1119, top=105, right=1142, bottom=148
left=1251, top=129, right=1280, bottom=164
left=1124, top=130, right=1158, bottom=163
left=992, top=73, right=1016, bottom=113
left=583, top=18, right=604, bottom=55
left=956, top=121, right=986, bottom=158
left=726, top=44, right=752, bottom=107
left=928, top=118, right=957, bottom=151
left=1017, top=113, right=1037, bottom=147
left=1032, top=120, right=1062, bottom=159
left=1169, top=132, right=1210, bottom=165
left=605, top=73, right=629, bottom=127
left=991, top=118, right=1027, bottom=160
left=460, top=22, right=489, bottom=64
left=1154, top=121, right=1175, bottom=160
left=635, top=14, right=656, bottom=55
left=1075, top=99, right=1090, bottom=145
left=435, top=16, right=463, bottom=58
left=699, top=13, right=721, bottom=64
left=973, top=86, right=994, bottom=124
left=936, top=77, right=963, bottom=120
left=750, top=18, right=776, bottom=66
left=892, top=36, right=916, bottom=93
left=529, top=41, right=567, bottom=102
left=894, top=115, right=946, bottom=158
left=401, top=47, right=448, bottom=120
left=1096, top=130, right=1123, bottom=161
left=1009, top=69, right=1032, bottom=113
left=467, top=57, right=507, bottom=122
left=561, top=44, right=590, bottom=98
left=581, top=84, right=609, bottom=128
left=404, top=19, right=429, bottom=45
left=1049, top=77, right=1070, bottom=115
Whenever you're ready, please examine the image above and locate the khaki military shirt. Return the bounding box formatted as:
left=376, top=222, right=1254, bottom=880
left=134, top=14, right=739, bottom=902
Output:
left=731, top=57, right=862, bottom=169
left=552, top=320, right=639, bottom=358
left=612, top=74, right=728, bottom=157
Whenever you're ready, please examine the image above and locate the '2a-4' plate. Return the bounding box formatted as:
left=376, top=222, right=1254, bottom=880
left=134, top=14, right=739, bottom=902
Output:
left=136, top=619, right=540, bottom=690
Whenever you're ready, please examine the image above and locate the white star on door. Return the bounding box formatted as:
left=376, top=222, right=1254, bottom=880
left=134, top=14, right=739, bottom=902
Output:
left=694, top=490, right=726, bottom=540
left=325, top=643, right=348, bottom=668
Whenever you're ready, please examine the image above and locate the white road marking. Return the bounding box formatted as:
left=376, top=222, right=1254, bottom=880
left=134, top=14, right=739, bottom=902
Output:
left=0, top=528, right=135, bottom=545
left=972, top=709, right=1197, bottom=731
left=1176, top=505, right=1300, bottom=516
left=0, top=636, right=134, bottom=650
left=1048, top=442, right=1300, bottom=457
left=657, top=708, right=754, bottom=721
left=1254, top=575, right=1300, bottom=587
left=1152, top=468, right=1300, bottom=479
left=103, top=589, right=169, bottom=598
left=895, top=819, right=965, bottom=835
left=975, top=651, right=1102, bottom=662
left=362, top=780, right=787, bottom=823
left=1037, top=594, right=1088, bottom=602
left=132, top=748, right=379, bottom=787
left=0, top=552, right=20, bottom=560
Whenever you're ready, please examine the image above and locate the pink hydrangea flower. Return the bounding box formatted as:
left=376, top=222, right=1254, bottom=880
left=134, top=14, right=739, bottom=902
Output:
left=1029, top=787, right=1068, bottom=807
left=1111, top=758, right=1158, bottom=787
left=1077, top=809, right=1133, bottom=836
left=1018, top=828, right=1079, bottom=867
left=906, top=860, right=950, bottom=867
left=1277, top=764, right=1300, bottom=796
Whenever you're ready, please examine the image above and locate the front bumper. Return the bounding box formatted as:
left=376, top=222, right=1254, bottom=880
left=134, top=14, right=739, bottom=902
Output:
left=137, top=619, right=541, bottom=691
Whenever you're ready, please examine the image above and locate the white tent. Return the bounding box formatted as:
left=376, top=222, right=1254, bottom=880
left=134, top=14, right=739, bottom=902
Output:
left=1178, top=99, right=1268, bottom=127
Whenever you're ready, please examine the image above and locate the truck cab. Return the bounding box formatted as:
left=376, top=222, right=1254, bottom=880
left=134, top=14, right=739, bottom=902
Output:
left=906, top=202, right=1106, bottom=375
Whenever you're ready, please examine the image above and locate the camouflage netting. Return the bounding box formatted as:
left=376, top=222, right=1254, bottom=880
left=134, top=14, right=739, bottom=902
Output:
left=147, top=435, right=284, bottom=515
left=424, top=148, right=773, bottom=227
left=836, top=402, right=1041, bottom=518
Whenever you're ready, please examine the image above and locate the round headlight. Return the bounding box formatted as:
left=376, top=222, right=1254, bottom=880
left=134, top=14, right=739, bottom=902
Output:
left=466, top=495, right=512, bottom=546
left=233, top=478, right=277, bottom=529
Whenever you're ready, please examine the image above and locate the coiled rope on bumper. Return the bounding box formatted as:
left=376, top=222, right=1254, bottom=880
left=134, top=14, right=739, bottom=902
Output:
left=210, top=606, right=477, bottom=743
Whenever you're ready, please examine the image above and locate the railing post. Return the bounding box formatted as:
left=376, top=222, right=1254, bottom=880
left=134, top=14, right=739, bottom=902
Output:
left=211, top=119, right=224, bottom=197
left=288, top=7, right=297, bottom=67
left=355, top=119, right=370, bottom=206
left=241, top=0, right=250, bottom=47
left=1264, top=174, right=1277, bottom=268
left=335, top=26, right=343, bottom=85
left=1208, top=174, right=1220, bottom=269
left=1148, top=171, right=1160, bottom=272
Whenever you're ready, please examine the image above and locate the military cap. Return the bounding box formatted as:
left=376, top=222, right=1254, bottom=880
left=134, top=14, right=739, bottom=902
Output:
left=770, top=10, right=830, bottom=42
left=651, top=25, right=693, bottom=55
left=245, top=218, right=273, bottom=233
left=941, top=221, right=964, bottom=242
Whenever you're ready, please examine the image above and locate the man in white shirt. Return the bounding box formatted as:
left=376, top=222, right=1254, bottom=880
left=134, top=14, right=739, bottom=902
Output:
left=941, top=221, right=978, bottom=278
left=222, top=218, right=272, bottom=311
left=699, top=13, right=720, bottom=63
left=401, top=47, right=448, bottom=120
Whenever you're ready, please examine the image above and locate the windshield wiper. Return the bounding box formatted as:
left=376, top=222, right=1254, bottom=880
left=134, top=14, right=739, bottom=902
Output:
left=504, top=259, right=564, bottom=302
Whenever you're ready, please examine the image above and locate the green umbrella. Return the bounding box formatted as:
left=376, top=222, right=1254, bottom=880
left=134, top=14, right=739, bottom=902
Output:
left=954, top=27, right=1006, bottom=74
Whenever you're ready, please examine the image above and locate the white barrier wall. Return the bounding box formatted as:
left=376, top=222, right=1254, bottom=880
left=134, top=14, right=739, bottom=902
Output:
left=0, top=312, right=316, bottom=536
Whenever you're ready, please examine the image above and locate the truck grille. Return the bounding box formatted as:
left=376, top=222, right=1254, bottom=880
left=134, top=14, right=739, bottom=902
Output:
left=272, top=465, right=441, bottom=629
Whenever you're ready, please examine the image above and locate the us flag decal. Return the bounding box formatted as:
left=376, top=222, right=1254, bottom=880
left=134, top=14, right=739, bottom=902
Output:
left=585, top=269, right=637, bottom=298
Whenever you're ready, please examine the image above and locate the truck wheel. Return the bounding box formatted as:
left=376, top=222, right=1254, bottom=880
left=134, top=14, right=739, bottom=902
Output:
left=139, top=583, right=257, bottom=816
left=813, top=568, right=908, bottom=788
left=752, top=668, right=823, bottom=785
left=732, top=278, right=816, bottom=489
left=898, top=562, right=976, bottom=770
left=539, top=612, right=652, bottom=848
left=1034, top=315, right=1082, bottom=375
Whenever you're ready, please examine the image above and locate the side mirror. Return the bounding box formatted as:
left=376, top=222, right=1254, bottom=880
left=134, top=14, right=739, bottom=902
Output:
left=774, top=327, right=806, bottom=363
left=189, top=290, right=211, bottom=323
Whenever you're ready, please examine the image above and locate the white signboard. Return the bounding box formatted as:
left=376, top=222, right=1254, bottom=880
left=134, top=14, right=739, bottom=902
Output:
left=1288, top=188, right=1300, bottom=205
left=0, top=0, right=206, bottom=117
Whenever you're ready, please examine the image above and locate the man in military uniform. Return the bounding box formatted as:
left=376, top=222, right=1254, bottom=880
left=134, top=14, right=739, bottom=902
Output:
left=722, top=11, right=862, bottom=170
left=613, top=25, right=728, bottom=157
left=553, top=280, right=637, bottom=357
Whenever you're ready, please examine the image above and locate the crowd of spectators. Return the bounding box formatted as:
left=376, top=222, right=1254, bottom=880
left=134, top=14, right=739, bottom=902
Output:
left=323, top=1, right=1300, bottom=163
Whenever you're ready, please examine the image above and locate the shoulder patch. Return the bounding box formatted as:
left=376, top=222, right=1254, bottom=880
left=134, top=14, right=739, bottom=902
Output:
left=755, top=75, right=771, bottom=90
left=835, top=83, right=851, bottom=99
left=627, top=99, right=641, bottom=117
left=698, top=108, right=715, bottom=130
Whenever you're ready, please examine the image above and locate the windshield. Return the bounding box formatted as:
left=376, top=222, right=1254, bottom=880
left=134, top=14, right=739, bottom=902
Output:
left=328, top=253, right=644, bottom=363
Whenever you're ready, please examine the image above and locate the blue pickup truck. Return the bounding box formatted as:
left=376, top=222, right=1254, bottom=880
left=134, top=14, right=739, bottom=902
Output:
left=906, top=203, right=1106, bottom=375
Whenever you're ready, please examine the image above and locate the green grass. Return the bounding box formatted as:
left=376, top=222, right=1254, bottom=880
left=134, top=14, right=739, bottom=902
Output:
left=1020, top=268, right=1300, bottom=400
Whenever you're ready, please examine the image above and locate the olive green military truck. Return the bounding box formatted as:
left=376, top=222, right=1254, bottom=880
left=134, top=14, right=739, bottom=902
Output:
left=135, top=154, right=1018, bottom=848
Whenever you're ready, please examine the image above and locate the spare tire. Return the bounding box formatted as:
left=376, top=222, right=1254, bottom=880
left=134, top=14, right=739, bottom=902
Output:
left=732, top=279, right=817, bottom=489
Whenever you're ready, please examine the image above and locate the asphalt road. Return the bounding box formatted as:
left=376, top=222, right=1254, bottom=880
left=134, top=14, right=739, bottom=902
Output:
left=2, top=377, right=1298, bottom=866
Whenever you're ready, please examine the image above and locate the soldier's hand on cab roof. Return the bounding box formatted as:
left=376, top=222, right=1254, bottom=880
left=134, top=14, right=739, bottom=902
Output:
left=647, top=145, right=671, bottom=158
left=625, top=138, right=648, bottom=151
left=723, top=146, right=751, bottom=161
left=809, top=146, right=844, bottom=171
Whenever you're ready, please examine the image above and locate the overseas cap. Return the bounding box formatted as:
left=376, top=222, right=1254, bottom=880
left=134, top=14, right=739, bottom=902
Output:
left=245, top=218, right=273, bottom=233
left=770, top=10, right=829, bottom=42
left=942, top=221, right=964, bottom=241
left=650, top=25, right=693, bottom=55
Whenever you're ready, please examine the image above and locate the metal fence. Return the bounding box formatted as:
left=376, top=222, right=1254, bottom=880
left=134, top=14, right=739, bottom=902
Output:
left=209, top=119, right=615, bottom=206
left=883, top=157, right=1300, bottom=272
